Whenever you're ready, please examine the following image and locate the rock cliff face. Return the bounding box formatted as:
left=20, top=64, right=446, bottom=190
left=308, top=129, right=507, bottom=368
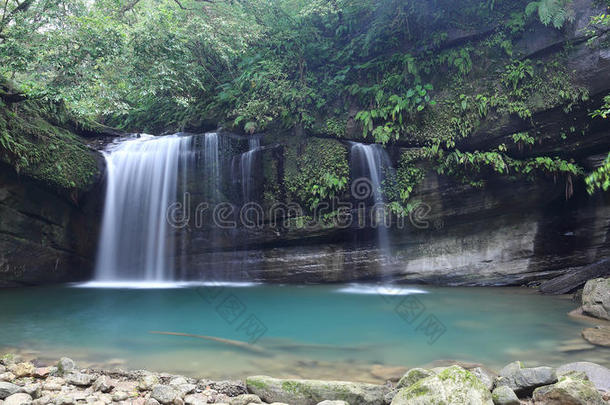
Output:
left=0, top=163, right=104, bottom=287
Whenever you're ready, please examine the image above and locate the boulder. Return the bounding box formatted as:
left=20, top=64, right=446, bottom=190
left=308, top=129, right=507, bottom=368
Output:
left=245, top=375, right=388, bottom=405
left=396, top=368, right=435, bottom=389
left=582, top=278, right=610, bottom=320
left=494, top=361, right=556, bottom=396
left=0, top=383, right=21, bottom=400
left=229, top=394, right=262, bottom=405
left=557, top=362, right=610, bottom=392
left=471, top=367, right=495, bottom=391
left=582, top=325, right=610, bottom=347
left=491, top=386, right=519, bottom=405
left=151, top=385, right=180, bottom=405
left=532, top=375, right=606, bottom=405
left=391, top=365, right=493, bottom=405
left=56, top=358, right=75, bottom=375
left=3, top=393, right=32, bottom=405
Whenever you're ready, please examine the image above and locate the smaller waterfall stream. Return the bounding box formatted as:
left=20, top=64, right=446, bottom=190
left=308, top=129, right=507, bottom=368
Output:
left=241, top=137, right=261, bottom=203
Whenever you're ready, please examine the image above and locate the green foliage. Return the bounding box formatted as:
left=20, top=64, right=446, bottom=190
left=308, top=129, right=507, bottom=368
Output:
left=284, top=138, right=349, bottom=210
left=0, top=85, right=98, bottom=191
left=355, top=84, right=435, bottom=144
left=383, top=150, right=425, bottom=211
left=512, top=131, right=535, bottom=151
left=591, top=94, right=610, bottom=119
left=586, top=153, right=610, bottom=194
left=525, top=0, right=575, bottom=29
left=502, top=60, right=534, bottom=92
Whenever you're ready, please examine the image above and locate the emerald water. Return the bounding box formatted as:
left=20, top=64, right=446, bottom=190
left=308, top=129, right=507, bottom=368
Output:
left=1, top=284, right=607, bottom=382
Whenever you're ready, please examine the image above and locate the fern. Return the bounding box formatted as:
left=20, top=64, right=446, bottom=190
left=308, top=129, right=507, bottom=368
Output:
left=526, top=0, right=575, bottom=29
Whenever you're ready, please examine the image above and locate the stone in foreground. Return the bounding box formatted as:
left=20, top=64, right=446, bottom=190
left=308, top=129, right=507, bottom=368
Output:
left=245, top=375, right=388, bottom=405
left=582, top=278, right=610, bottom=320
left=557, top=362, right=610, bottom=392
left=3, top=393, right=32, bottom=405
left=0, top=382, right=21, bottom=400
left=494, top=361, right=556, bottom=396
left=391, top=365, right=493, bottom=405
left=532, top=375, right=606, bottom=405
left=151, top=385, right=180, bottom=405
left=491, top=386, right=519, bottom=405
left=396, top=368, right=435, bottom=389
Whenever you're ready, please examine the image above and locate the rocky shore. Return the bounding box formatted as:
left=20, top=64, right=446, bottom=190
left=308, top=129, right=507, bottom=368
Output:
left=0, top=354, right=609, bottom=405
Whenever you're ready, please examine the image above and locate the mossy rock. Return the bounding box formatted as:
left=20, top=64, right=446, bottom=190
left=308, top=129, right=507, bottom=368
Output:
left=245, top=375, right=388, bottom=405
left=532, top=375, right=606, bottom=405
left=391, top=365, right=493, bottom=405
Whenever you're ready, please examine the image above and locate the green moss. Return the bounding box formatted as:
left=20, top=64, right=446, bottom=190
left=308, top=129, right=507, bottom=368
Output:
left=0, top=81, right=100, bottom=192
left=284, top=137, right=349, bottom=210
left=246, top=378, right=269, bottom=391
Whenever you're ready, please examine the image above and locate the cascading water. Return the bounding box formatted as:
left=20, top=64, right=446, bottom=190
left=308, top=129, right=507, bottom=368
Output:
left=350, top=142, right=393, bottom=254
left=95, top=134, right=193, bottom=281
left=241, top=137, right=261, bottom=203
left=232, top=136, right=261, bottom=204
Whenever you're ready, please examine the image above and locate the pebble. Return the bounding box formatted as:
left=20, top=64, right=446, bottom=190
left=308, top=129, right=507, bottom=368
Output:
left=65, top=372, right=94, bottom=387
left=112, top=391, right=129, bottom=401
left=92, top=376, right=114, bottom=393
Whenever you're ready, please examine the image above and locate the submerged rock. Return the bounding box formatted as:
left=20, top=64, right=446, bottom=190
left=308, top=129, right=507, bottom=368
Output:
left=581, top=325, right=610, bottom=347
left=245, top=375, right=388, bottom=405
left=391, top=365, right=493, bottom=405
left=532, top=375, right=606, bottom=405
left=582, top=278, right=610, bottom=320
left=491, top=386, right=519, bottom=405
left=557, top=362, right=610, bottom=392
left=494, top=361, right=556, bottom=396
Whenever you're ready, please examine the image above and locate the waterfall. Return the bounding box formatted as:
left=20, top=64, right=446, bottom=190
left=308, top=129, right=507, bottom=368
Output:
left=94, top=134, right=193, bottom=281
left=350, top=142, right=393, bottom=252
left=232, top=136, right=261, bottom=204
left=241, top=137, right=260, bottom=203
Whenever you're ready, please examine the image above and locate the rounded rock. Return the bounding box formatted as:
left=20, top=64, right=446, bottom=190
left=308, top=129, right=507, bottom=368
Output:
left=4, top=393, right=32, bottom=405
left=151, top=385, right=180, bottom=405
left=491, top=386, right=519, bottom=405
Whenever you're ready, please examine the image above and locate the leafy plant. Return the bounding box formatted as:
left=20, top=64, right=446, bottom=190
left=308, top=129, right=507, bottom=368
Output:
left=525, top=0, right=575, bottom=29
